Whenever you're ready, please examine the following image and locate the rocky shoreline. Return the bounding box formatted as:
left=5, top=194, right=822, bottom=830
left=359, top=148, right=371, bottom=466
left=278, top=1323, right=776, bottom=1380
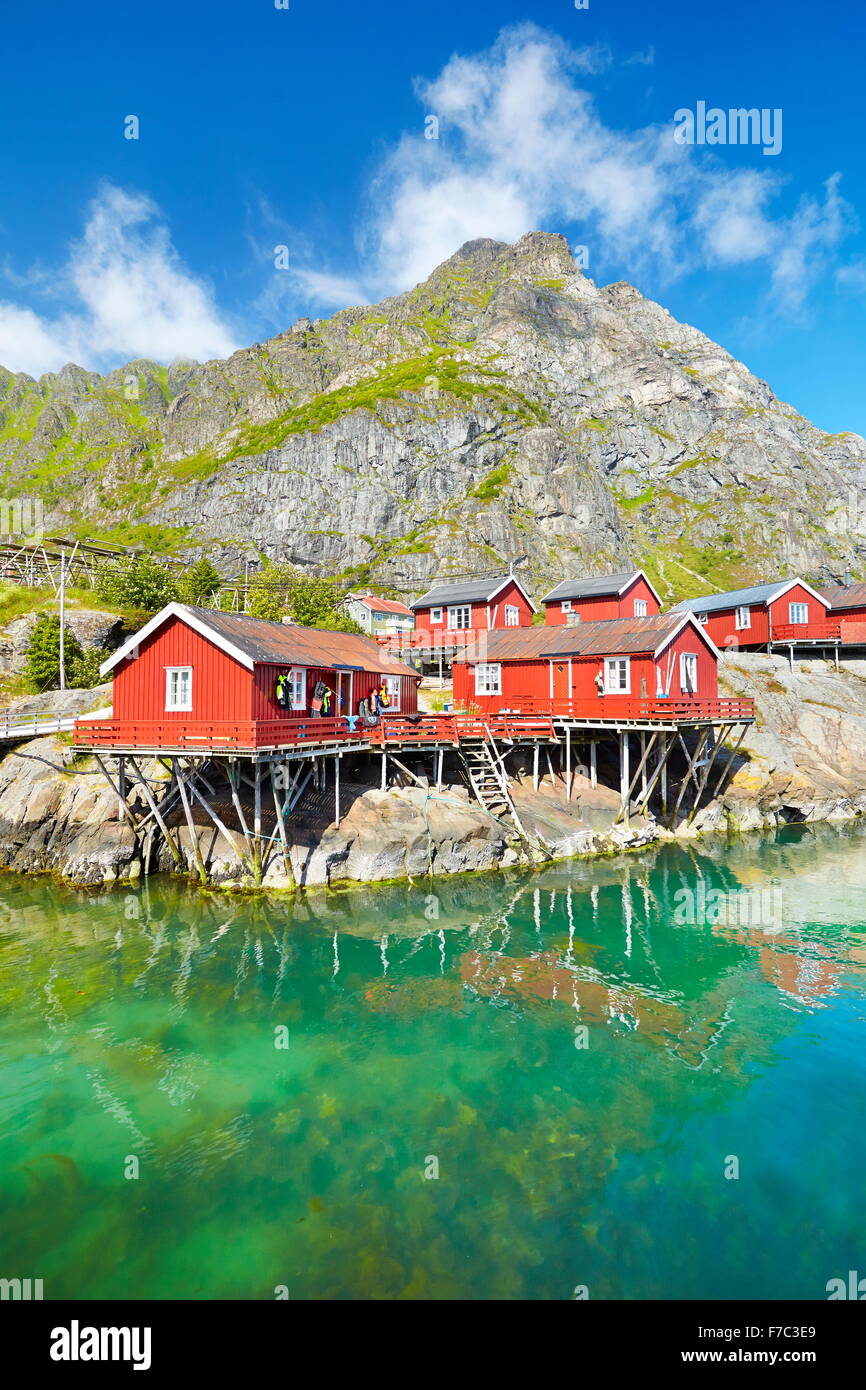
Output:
left=0, top=654, right=864, bottom=890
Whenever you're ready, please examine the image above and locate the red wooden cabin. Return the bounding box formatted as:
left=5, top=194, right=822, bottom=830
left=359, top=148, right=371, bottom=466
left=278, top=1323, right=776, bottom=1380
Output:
left=83, top=603, right=420, bottom=748
left=819, top=581, right=866, bottom=643
left=452, top=613, right=720, bottom=716
left=410, top=575, right=535, bottom=642
left=541, top=570, right=661, bottom=625
left=671, top=579, right=834, bottom=649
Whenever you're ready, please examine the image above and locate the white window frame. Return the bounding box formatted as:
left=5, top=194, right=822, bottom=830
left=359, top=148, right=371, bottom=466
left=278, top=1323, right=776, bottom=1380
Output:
left=789, top=602, right=808, bottom=625
left=604, top=657, right=630, bottom=694
left=384, top=675, right=401, bottom=711
left=561, top=599, right=572, bottom=612
left=165, top=666, right=193, bottom=712
left=475, top=663, right=502, bottom=696
left=429, top=606, right=443, bottom=625
left=289, top=667, right=306, bottom=711
left=634, top=599, right=648, bottom=617
left=504, top=604, right=520, bottom=627
left=680, top=651, right=698, bottom=694
left=735, top=606, right=751, bottom=630
left=448, top=604, right=471, bottom=631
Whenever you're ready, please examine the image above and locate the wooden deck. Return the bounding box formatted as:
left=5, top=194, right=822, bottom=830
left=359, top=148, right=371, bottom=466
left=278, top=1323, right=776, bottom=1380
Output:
left=71, top=698, right=755, bottom=757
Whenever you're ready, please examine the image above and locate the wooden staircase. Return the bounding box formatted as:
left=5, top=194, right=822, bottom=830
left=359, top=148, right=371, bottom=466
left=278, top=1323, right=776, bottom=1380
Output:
left=458, top=727, right=552, bottom=859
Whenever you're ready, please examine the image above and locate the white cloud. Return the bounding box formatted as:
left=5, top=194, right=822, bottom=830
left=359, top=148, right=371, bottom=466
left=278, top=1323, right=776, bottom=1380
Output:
left=0, top=183, right=238, bottom=376
left=302, top=24, right=857, bottom=317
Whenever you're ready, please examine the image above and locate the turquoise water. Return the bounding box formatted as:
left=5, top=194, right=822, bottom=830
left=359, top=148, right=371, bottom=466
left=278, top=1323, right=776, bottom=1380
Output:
left=1, top=822, right=865, bottom=1300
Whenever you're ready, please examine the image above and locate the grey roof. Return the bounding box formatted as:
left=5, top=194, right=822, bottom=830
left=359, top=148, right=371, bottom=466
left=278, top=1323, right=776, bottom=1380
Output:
left=411, top=576, right=517, bottom=610
left=542, top=570, right=644, bottom=603
left=671, top=581, right=790, bottom=615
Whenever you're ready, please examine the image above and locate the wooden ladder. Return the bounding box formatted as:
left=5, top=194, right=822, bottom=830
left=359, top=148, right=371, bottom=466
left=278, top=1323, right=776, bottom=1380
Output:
left=458, top=730, right=552, bottom=858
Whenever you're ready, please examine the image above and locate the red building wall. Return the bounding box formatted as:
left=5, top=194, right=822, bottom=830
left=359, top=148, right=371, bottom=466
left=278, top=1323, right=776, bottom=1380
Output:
left=544, top=576, right=660, bottom=626
left=453, top=625, right=718, bottom=713
left=699, top=583, right=828, bottom=649
left=414, top=579, right=533, bottom=634
left=112, top=616, right=254, bottom=722
left=253, top=664, right=418, bottom=718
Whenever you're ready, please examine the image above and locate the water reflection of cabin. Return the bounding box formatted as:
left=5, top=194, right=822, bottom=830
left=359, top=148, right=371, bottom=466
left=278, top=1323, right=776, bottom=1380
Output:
left=95, top=603, right=420, bottom=745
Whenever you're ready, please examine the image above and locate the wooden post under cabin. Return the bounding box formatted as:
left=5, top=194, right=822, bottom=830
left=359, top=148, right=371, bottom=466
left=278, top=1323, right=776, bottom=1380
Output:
left=381, top=751, right=387, bottom=790
left=335, top=754, right=341, bottom=827
left=533, top=744, right=539, bottom=793
left=590, top=741, right=597, bottom=789
left=565, top=725, right=571, bottom=802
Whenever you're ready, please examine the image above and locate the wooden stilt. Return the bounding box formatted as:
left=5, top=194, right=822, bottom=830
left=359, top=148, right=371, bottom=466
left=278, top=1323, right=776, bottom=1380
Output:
left=686, top=724, right=731, bottom=823
left=640, top=733, right=647, bottom=799
left=616, top=732, right=659, bottom=824
left=174, top=758, right=207, bottom=884
left=270, top=764, right=295, bottom=886
left=125, top=756, right=184, bottom=867
left=253, top=761, right=263, bottom=884
left=710, top=722, right=749, bottom=800
left=565, top=725, right=572, bottom=802
left=436, top=748, right=443, bottom=792
left=533, top=744, right=539, bottom=793
left=660, top=734, right=668, bottom=817
left=590, top=740, right=597, bottom=789
left=335, top=754, right=341, bottom=827
left=93, top=754, right=145, bottom=838
left=621, top=732, right=630, bottom=824
left=186, top=774, right=254, bottom=877
left=381, top=751, right=387, bottom=790
left=117, top=756, right=126, bottom=824
left=669, top=728, right=711, bottom=825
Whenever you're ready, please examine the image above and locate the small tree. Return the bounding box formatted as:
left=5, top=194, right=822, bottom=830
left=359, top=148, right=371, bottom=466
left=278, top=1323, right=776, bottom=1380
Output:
left=179, top=557, right=222, bottom=606
left=24, top=613, right=104, bottom=691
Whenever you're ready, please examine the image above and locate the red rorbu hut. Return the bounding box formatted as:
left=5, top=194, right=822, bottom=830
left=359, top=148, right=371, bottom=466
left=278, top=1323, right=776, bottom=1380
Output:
left=541, top=569, right=662, bottom=625
left=410, top=574, right=535, bottom=638
left=451, top=612, right=720, bottom=715
left=87, top=603, right=420, bottom=748
left=818, top=581, right=866, bottom=643
left=670, top=579, right=835, bottom=649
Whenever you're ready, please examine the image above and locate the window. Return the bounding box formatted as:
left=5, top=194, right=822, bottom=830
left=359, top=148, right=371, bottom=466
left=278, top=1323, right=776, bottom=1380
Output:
left=475, top=663, right=502, bottom=696
left=289, top=668, right=306, bottom=710
left=374, top=611, right=383, bottom=622
left=165, top=666, right=192, bottom=711
left=448, top=605, right=471, bottom=630
left=789, top=602, right=808, bottom=625
left=696, top=612, right=708, bottom=625
left=504, top=605, right=519, bottom=626
left=680, top=652, right=698, bottom=695
left=735, top=606, right=751, bottom=630
left=634, top=599, right=647, bottom=617
left=384, top=675, right=401, bottom=711
left=429, top=607, right=443, bottom=624
left=561, top=599, right=572, bottom=612
left=604, top=657, right=630, bottom=694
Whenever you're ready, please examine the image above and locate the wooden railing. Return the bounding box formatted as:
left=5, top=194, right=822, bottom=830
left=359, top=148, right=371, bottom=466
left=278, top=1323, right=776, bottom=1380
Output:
left=0, top=712, right=78, bottom=742
left=473, top=695, right=757, bottom=722
left=72, top=698, right=755, bottom=752
left=771, top=622, right=841, bottom=643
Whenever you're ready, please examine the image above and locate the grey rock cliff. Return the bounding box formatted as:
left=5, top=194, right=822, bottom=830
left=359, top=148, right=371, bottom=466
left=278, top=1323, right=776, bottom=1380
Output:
left=1, top=232, right=865, bottom=601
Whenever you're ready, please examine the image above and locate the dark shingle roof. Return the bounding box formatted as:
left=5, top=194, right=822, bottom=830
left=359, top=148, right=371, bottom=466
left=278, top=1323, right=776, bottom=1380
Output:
left=542, top=570, right=644, bottom=603
left=411, top=576, right=514, bottom=609
left=180, top=606, right=418, bottom=677
left=455, top=613, right=699, bottom=661
left=671, top=581, right=790, bottom=615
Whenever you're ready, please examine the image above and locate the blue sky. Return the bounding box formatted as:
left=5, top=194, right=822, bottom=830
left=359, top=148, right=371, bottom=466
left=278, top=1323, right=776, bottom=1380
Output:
left=1, top=0, right=865, bottom=434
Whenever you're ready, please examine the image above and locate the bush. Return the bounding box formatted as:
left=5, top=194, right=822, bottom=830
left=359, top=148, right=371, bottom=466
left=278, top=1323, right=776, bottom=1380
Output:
left=95, top=554, right=179, bottom=612
left=244, top=564, right=363, bottom=631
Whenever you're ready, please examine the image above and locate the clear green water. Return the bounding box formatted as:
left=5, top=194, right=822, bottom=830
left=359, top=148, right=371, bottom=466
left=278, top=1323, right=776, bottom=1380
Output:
left=1, top=822, right=865, bottom=1301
